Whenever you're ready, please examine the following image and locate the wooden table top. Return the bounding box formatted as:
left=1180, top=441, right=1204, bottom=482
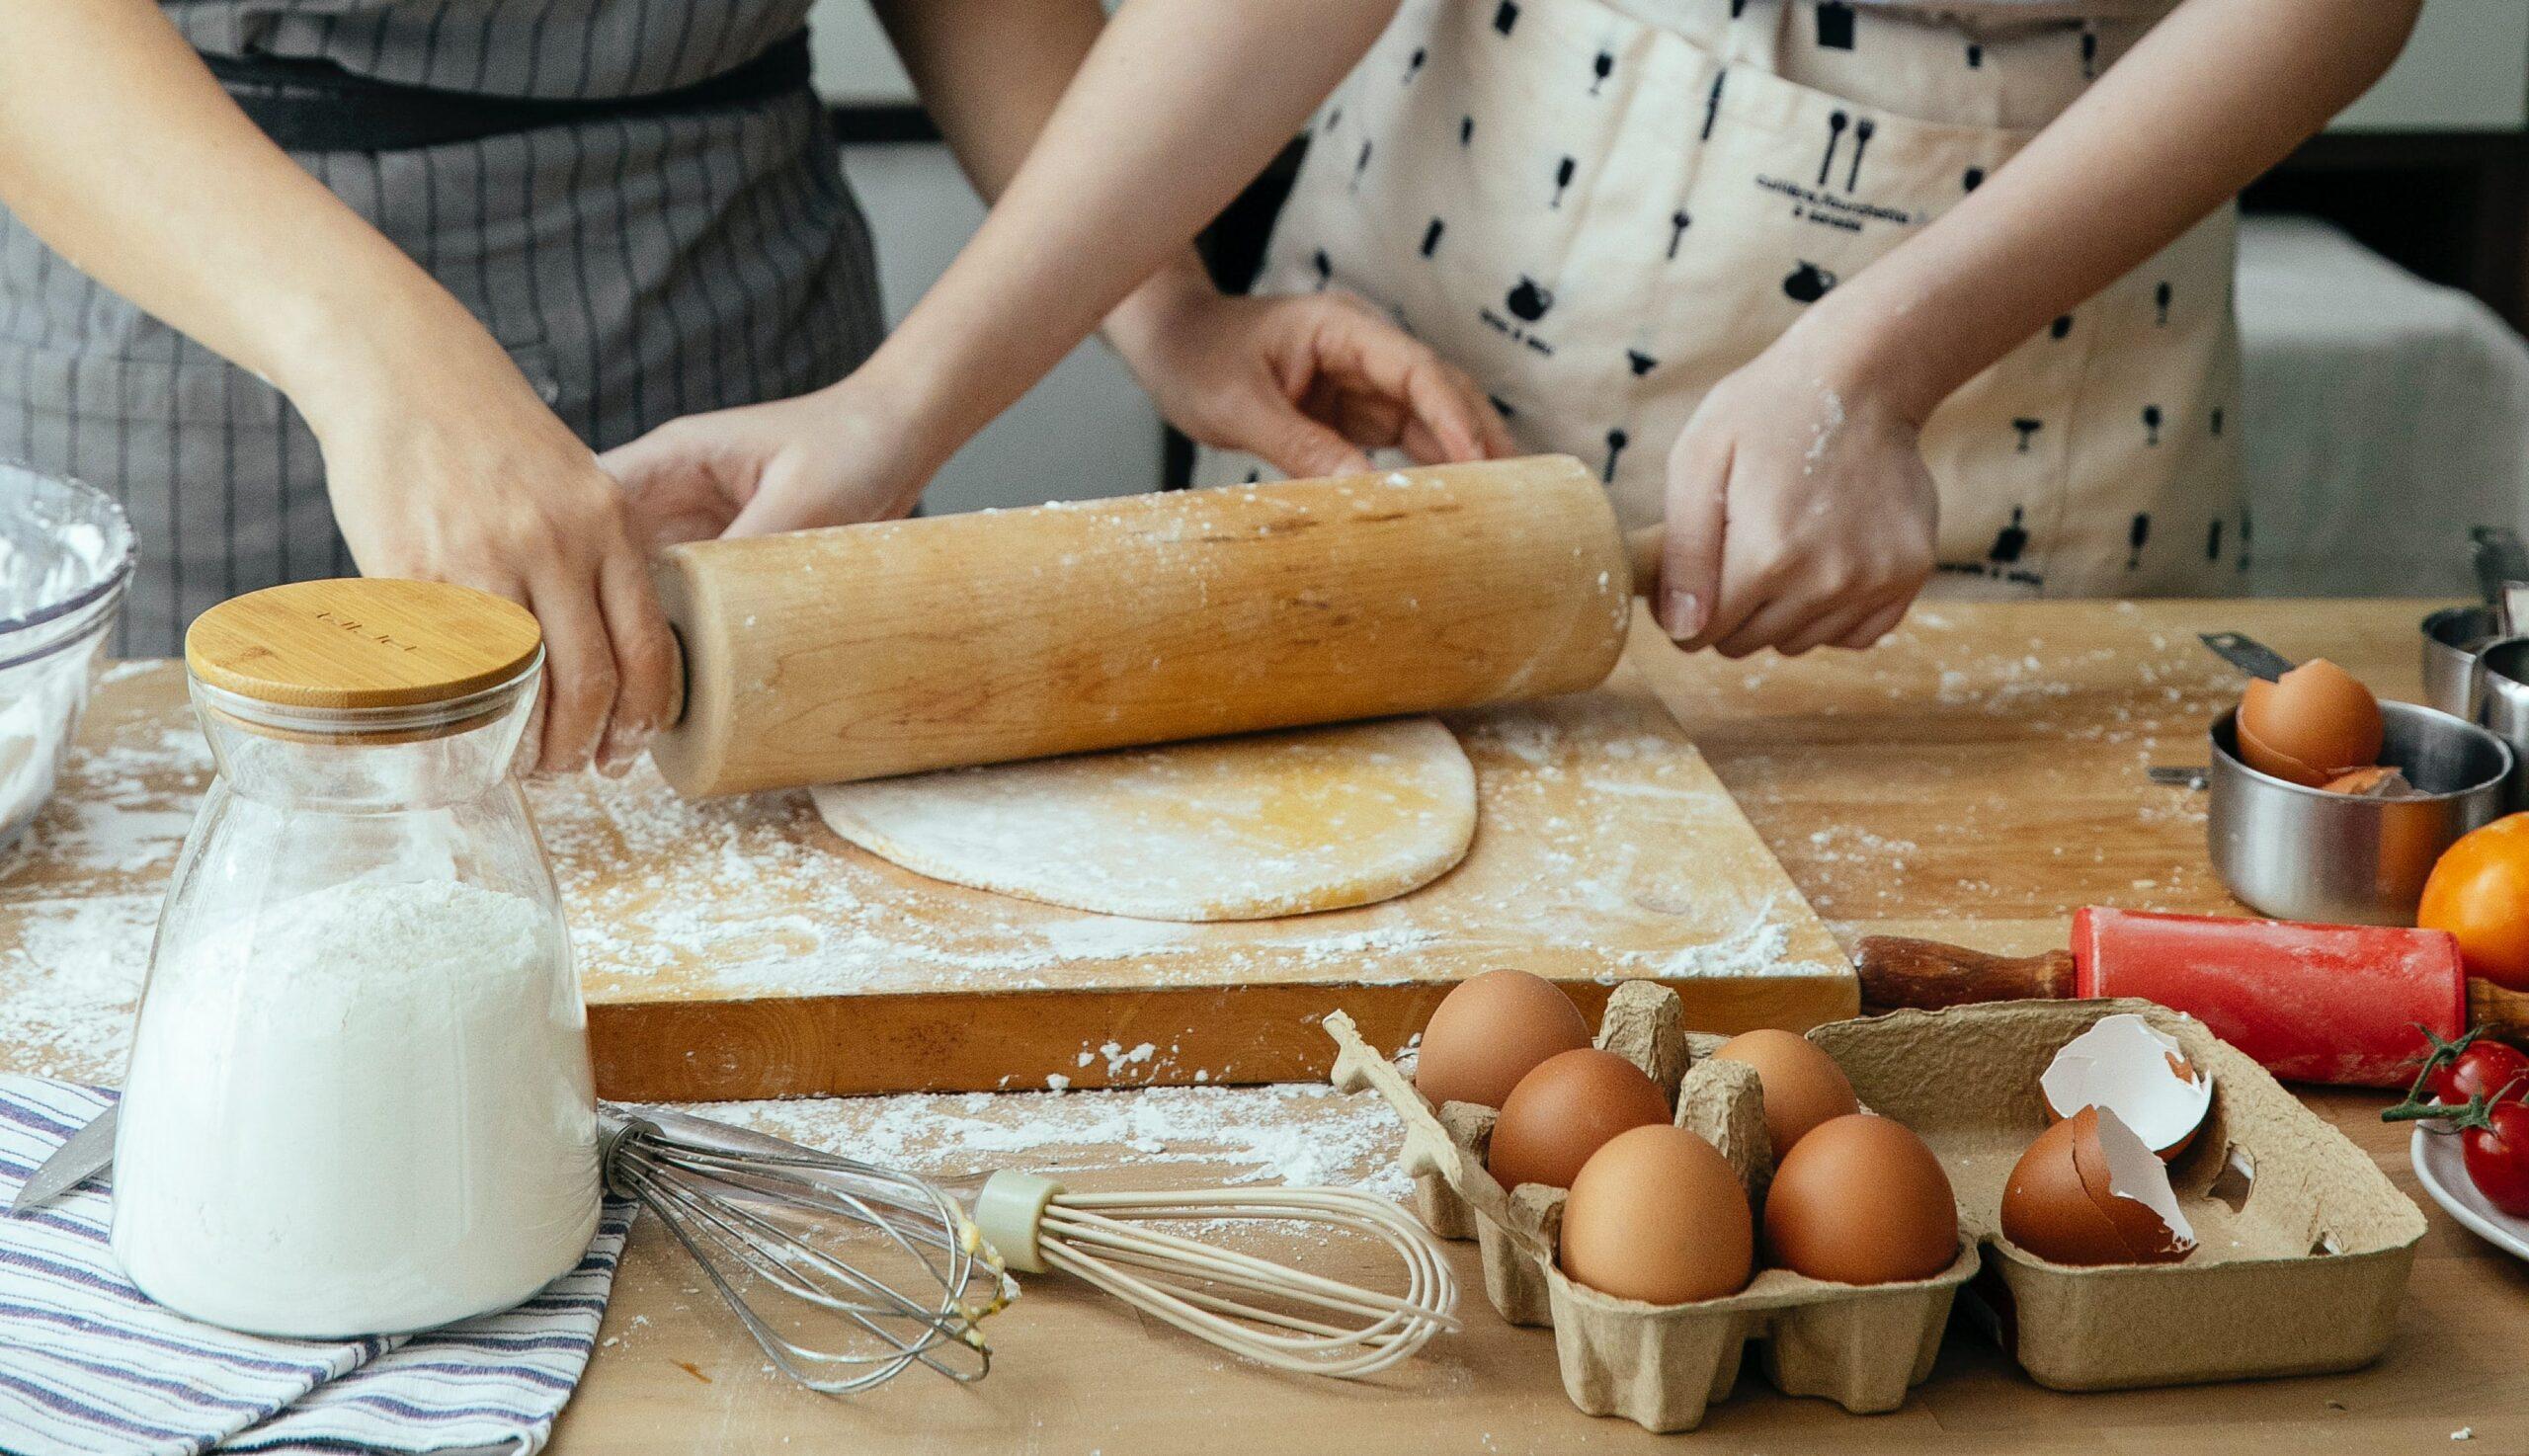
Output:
left=8, top=598, right=2524, bottom=1454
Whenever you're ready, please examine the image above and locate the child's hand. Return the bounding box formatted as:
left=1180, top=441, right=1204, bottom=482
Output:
left=1656, top=331, right=1936, bottom=658
left=1104, top=264, right=1512, bottom=478
left=600, top=376, right=942, bottom=547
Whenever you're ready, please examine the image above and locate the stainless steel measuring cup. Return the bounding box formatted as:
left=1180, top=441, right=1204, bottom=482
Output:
left=2424, top=604, right=2498, bottom=719
left=2471, top=637, right=2529, bottom=808
left=2421, top=527, right=2529, bottom=718
left=2209, top=700, right=2511, bottom=925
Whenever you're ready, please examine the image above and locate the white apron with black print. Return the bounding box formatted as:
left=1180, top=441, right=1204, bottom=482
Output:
left=1201, top=0, right=2243, bottom=598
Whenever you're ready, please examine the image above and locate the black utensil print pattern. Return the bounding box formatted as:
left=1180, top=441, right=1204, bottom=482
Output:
left=1817, top=2, right=1856, bottom=49
left=1988, top=508, right=2029, bottom=566
left=1783, top=262, right=1836, bottom=303
left=1819, top=111, right=1848, bottom=188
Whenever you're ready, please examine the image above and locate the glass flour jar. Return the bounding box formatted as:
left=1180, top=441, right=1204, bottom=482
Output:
left=113, top=578, right=600, bottom=1337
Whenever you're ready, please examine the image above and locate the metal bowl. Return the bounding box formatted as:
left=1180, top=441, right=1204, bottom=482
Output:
left=2422, top=605, right=2498, bottom=719
left=0, top=463, right=135, bottom=849
left=2209, top=700, right=2510, bottom=926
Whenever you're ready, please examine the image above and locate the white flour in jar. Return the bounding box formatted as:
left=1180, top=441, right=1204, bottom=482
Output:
left=112, top=878, right=601, bottom=1337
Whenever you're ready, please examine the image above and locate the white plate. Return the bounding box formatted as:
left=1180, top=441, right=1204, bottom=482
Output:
left=2411, top=1125, right=2529, bottom=1260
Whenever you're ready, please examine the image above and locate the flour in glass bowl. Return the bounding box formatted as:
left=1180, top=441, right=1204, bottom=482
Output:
left=112, top=879, right=602, bottom=1337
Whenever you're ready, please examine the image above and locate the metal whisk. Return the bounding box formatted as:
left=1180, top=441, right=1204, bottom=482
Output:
left=607, top=1104, right=1456, bottom=1390
left=598, top=1105, right=1007, bottom=1395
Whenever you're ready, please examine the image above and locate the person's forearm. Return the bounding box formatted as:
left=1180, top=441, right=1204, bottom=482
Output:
left=871, top=0, right=1211, bottom=354
left=872, top=0, right=1110, bottom=202
left=1810, top=0, right=2421, bottom=420
left=853, top=0, right=1398, bottom=458
left=0, top=0, right=508, bottom=433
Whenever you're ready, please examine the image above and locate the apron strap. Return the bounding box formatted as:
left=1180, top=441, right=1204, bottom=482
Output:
left=204, top=30, right=813, bottom=153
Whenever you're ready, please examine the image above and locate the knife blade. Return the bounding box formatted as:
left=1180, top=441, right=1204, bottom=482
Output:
left=10, top=1104, right=116, bottom=1215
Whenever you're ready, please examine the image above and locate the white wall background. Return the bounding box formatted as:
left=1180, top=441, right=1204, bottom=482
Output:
left=806, top=0, right=2529, bottom=515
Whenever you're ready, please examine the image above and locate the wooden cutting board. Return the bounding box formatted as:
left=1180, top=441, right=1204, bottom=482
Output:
left=0, top=626, right=1854, bottom=1099
left=559, top=627, right=1854, bottom=1097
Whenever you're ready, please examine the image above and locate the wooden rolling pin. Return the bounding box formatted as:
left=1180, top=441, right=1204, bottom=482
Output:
left=650, top=455, right=1665, bottom=798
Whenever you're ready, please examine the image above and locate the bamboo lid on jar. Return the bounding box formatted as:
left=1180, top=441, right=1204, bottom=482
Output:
left=186, top=579, right=541, bottom=712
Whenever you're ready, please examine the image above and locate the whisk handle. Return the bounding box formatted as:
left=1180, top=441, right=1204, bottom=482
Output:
left=975, top=1171, right=1065, bottom=1274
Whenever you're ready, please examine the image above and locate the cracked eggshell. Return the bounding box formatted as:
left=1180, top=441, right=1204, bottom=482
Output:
left=2039, top=1011, right=2213, bottom=1161
left=2001, top=1106, right=2196, bottom=1266
left=2237, top=660, right=2382, bottom=786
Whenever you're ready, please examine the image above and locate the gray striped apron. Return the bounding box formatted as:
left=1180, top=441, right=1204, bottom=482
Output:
left=0, top=0, right=886, bottom=657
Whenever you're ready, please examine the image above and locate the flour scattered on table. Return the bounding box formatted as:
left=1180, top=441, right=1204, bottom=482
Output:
left=682, top=1084, right=1414, bottom=1202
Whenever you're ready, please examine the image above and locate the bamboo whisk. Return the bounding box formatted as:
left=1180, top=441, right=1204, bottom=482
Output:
left=970, top=1171, right=1458, bottom=1378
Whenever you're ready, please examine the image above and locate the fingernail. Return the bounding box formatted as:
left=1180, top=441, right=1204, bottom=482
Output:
left=1662, top=589, right=1706, bottom=640
left=598, top=722, right=654, bottom=778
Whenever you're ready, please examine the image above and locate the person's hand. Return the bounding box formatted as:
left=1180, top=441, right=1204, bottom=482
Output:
left=1103, top=264, right=1513, bottom=477
left=1656, top=327, right=1937, bottom=658
left=600, top=377, right=941, bottom=547
left=310, top=349, right=674, bottom=779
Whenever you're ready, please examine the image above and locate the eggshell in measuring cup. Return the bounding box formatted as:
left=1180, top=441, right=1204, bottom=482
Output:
left=1561, top=1125, right=1752, bottom=1304
left=1413, top=969, right=1591, bottom=1111
left=2236, top=660, right=2382, bottom=787
left=1489, top=1048, right=1672, bottom=1191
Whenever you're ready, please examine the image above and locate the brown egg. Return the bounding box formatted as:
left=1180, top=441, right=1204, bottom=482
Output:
left=1561, top=1125, right=1752, bottom=1304
left=1709, top=1029, right=1859, bottom=1157
left=1413, top=969, right=1591, bottom=1110
left=1761, top=1113, right=1959, bottom=1285
left=2236, top=660, right=2382, bottom=787
left=1489, top=1049, right=1672, bottom=1191
left=1999, top=1107, right=2195, bottom=1266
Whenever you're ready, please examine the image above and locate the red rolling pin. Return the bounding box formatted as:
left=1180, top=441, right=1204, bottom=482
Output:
left=1856, top=908, right=2529, bottom=1088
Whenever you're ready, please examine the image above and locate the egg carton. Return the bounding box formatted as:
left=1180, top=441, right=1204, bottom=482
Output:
left=1327, top=987, right=2426, bottom=1431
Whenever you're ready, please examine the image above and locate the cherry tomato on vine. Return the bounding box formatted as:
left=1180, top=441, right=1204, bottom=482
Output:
left=2463, top=1097, right=2529, bottom=1218
left=2427, top=1040, right=2529, bottom=1106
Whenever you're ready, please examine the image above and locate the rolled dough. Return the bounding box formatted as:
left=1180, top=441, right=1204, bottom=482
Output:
left=810, top=718, right=1478, bottom=922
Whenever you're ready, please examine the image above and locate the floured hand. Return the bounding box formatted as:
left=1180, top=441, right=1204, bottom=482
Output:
left=1656, top=329, right=1936, bottom=659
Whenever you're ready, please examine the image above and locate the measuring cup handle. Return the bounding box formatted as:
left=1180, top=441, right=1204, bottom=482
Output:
left=2197, top=632, right=2296, bottom=683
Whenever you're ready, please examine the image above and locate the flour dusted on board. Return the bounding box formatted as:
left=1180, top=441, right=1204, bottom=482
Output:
left=112, top=878, right=601, bottom=1335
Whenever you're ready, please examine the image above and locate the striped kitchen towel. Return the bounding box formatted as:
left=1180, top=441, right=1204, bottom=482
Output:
left=0, top=1076, right=632, bottom=1456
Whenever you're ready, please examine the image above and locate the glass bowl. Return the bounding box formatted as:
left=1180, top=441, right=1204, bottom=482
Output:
left=0, top=463, right=136, bottom=849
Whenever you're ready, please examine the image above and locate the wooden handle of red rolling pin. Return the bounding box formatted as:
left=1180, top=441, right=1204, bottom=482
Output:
left=647, top=455, right=1639, bottom=798
left=1853, top=935, right=2077, bottom=1009
left=2468, top=979, right=2529, bottom=1047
